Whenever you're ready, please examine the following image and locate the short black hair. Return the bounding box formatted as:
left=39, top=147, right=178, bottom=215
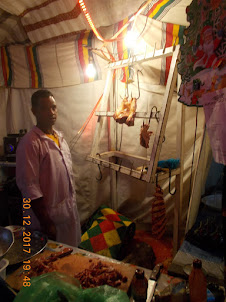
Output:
left=31, top=90, right=54, bottom=108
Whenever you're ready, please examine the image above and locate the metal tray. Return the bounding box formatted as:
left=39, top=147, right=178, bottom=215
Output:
left=0, top=226, right=14, bottom=260
left=4, top=231, right=48, bottom=265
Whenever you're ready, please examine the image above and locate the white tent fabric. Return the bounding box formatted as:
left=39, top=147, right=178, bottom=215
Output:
left=185, top=132, right=212, bottom=232
left=0, top=0, right=192, bottom=46
left=0, top=16, right=185, bottom=89
left=0, top=0, right=211, bottom=235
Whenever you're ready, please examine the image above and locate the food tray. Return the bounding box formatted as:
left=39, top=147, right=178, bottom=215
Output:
left=4, top=231, right=48, bottom=265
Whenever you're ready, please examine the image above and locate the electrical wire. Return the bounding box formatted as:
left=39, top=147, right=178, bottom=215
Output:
left=88, top=12, right=149, bottom=63
left=79, top=0, right=152, bottom=43
left=69, top=94, right=102, bottom=150
left=135, top=14, right=149, bottom=41
left=69, top=70, right=117, bottom=150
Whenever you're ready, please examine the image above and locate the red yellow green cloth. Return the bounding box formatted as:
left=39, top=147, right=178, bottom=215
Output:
left=79, top=205, right=135, bottom=260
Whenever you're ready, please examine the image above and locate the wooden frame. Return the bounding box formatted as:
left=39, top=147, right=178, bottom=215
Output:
left=87, top=45, right=184, bottom=254
left=87, top=45, right=180, bottom=183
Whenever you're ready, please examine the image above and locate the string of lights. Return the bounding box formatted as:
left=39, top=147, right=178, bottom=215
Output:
left=78, top=0, right=152, bottom=43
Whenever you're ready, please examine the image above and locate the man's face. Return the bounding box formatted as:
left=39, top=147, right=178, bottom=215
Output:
left=32, top=96, right=58, bottom=127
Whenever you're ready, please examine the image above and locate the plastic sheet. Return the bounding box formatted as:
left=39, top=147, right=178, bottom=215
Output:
left=14, top=272, right=130, bottom=302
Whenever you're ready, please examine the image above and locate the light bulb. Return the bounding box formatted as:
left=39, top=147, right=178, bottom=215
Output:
left=124, top=31, right=139, bottom=49
left=86, top=63, right=96, bottom=78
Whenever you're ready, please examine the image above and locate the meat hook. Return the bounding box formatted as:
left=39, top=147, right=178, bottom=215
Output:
left=140, top=164, right=146, bottom=179
left=117, top=158, right=123, bottom=172
left=149, top=106, right=158, bottom=124
left=168, top=168, right=176, bottom=195
left=136, top=69, right=143, bottom=100
left=124, top=66, right=134, bottom=98
left=155, top=172, right=159, bottom=187
left=96, top=164, right=102, bottom=181
left=96, top=153, right=102, bottom=181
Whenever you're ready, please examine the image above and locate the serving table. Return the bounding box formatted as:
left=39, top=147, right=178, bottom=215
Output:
left=6, top=239, right=157, bottom=301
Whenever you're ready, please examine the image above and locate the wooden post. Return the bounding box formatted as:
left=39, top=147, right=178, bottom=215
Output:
left=173, top=74, right=185, bottom=255
left=144, top=45, right=180, bottom=182
left=109, top=73, right=118, bottom=210
left=222, top=166, right=226, bottom=288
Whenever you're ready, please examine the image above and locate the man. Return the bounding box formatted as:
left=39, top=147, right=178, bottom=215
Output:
left=16, top=90, right=81, bottom=247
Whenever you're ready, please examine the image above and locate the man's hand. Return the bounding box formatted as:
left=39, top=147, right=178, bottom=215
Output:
left=42, top=219, right=56, bottom=241
left=31, top=197, right=57, bottom=241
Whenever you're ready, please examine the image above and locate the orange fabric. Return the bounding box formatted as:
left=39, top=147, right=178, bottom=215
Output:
left=134, top=230, right=173, bottom=270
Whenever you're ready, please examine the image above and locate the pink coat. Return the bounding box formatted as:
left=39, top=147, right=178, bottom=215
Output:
left=16, top=126, right=81, bottom=247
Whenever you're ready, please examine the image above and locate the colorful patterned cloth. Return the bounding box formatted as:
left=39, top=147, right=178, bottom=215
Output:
left=79, top=205, right=135, bottom=260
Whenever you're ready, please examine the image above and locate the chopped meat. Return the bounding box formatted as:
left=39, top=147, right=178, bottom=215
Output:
left=26, top=248, right=73, bottom=278
left=27, top=257, right=56, bottom=277
left=74, top=261, right=128, bottom=289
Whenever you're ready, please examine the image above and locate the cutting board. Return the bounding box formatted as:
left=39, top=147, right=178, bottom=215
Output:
left=6, top=251, right=136, bottom=292
left=6, top=250, right=52, bottom=291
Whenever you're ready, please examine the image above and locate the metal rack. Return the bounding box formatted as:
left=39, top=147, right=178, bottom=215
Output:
left=87, top=45, right=185, bottom=254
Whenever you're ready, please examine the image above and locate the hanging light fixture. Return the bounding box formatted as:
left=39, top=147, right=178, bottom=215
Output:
left=86, top=61, right=96, bottom=78
left=124, top=30, right=139, bottom=49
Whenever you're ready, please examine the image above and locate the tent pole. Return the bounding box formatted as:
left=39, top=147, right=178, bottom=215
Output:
left=109, top=72, right=118, bottom=210
left=222, top=165, right=226, bottom=287
left=173, top=82, right=185, bottom=255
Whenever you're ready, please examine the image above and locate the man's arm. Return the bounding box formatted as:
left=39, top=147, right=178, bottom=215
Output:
left=16, top=137, right=56, bottom=240
left=31, top=197, right=56, bottom=240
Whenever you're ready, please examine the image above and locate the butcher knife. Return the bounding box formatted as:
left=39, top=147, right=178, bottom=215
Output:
left=146, top=263, right=163, bottom=302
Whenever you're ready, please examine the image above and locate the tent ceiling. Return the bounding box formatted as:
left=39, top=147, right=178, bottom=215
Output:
left=0, top=0, right=191, bottom=46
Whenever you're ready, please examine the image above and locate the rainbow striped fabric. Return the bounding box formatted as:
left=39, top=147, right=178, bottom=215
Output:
left=113, top=17, right=133, bottom=83
left=113, top=15, right=185, bottom=86
left=161, top=22, right=185, bottom=85
left=0, top=30, right=101, bottom=88
left=144, top=0, right=185, bottom=85
left=0, top=47, right=12, bottom=87
left=144, top=0, right=182, bottom=20
left=26, top=46, right=42, bottom=88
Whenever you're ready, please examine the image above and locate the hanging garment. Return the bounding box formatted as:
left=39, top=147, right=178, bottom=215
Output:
left=151, top=185, right=167, bottom=239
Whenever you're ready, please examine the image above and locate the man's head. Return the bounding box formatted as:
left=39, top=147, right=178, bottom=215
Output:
left=31, top=90, right=57, bottom=129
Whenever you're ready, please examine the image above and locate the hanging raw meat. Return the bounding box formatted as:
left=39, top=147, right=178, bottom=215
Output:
left=113, top=98, right=137, bottom=126
left=151, top=185, right=166, bottom=239
left=140, top=123, right=153, bottom=148
left=113, top=97, right=130, bottom=124
left=126, top=98, right=137, bottom=126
